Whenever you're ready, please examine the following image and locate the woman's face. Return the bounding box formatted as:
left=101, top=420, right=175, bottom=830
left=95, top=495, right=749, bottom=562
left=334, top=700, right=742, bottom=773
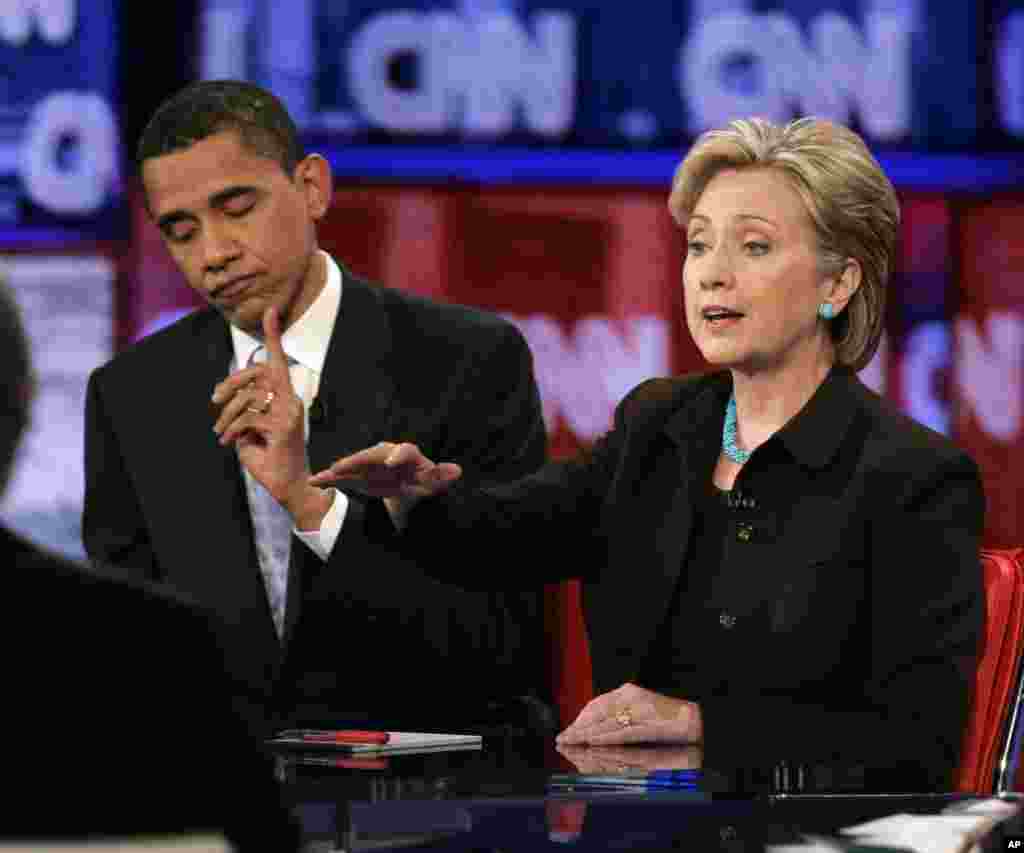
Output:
left=682, top=167, right=838, bottom=375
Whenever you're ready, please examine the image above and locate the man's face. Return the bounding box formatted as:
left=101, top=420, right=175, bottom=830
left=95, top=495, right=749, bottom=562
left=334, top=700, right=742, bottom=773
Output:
left=142, top=131, right=330, bottom=334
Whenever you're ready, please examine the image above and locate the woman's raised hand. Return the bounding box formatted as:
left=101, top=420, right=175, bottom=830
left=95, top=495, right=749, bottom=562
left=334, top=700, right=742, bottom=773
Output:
left=308, top=442, right=462, bottom=501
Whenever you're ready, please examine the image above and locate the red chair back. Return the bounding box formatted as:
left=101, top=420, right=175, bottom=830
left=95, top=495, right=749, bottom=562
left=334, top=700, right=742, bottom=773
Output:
left=544, top=547, right=1024, bottom=790
left=956, top=547, right=1024, bottom=793
left=544, top=580, right=594, bottom=728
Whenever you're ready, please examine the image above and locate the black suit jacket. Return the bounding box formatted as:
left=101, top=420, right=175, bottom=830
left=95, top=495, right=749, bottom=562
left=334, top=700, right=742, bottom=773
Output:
left=83, top=268, right=549, bottom=731
left=4, top=525, right=299, bottom=848
left=399, top=367, right=985, bottom=785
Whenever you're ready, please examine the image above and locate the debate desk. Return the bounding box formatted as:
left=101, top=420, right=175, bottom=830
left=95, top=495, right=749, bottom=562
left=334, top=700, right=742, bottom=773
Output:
left=270, top=735, right=1024, bottom=852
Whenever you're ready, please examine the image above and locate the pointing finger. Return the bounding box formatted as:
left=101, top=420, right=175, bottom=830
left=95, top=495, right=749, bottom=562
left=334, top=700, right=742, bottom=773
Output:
left=261, top=304, right=290, bottom=375
left=434, top=462, right=463, bottom=484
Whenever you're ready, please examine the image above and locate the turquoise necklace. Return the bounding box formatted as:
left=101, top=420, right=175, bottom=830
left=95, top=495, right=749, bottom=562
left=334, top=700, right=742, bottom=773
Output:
left=722, top=393, right=750, bottom=464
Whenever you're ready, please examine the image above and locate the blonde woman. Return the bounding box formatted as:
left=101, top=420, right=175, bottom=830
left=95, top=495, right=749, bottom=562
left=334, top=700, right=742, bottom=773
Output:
left=312, top=117, right=984, bottom=787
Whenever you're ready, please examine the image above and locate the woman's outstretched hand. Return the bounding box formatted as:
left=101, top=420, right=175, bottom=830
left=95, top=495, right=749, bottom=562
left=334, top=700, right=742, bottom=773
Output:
left=308, top=442, right=462, bottom=525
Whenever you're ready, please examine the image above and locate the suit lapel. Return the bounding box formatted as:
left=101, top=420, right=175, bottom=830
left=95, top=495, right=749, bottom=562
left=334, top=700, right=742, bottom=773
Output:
left=306, top=274, right=396, bottom=473
left=658, top=382, right=728, bottom=561
left=588, top=375, right=730, bottom=692
left=661, top=375, right=731, bottom=508
left=170, top=313, right=277, bottom=648
left=283, top=274, right=397, bottom=646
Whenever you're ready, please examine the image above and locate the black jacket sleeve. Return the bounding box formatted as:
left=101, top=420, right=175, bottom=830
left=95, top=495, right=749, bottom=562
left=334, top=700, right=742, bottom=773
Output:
left=289, top=322, right=557, bottom=715
left=82, top=368, right=160, bottom=581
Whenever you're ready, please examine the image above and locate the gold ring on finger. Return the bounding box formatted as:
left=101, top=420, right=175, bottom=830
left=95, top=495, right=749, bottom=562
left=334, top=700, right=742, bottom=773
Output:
left=614, top=707, right=633, bottom=728
left=247, top=390, right=275, bottom=415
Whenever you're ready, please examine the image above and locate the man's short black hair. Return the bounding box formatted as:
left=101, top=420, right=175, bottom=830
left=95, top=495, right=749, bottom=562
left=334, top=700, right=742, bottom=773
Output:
left=136, top=80, right=305, bottom=176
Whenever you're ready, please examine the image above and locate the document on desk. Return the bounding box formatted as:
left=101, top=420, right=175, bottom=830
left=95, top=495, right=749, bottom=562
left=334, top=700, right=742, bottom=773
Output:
left=266, top=730, right=483, bottom=756
left=765, top=796, right=1020, bottom=853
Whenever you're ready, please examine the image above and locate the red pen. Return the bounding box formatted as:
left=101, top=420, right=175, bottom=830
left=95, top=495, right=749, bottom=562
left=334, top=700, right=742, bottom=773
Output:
left=278, top=729, right=390, bottom=745
left=292, top=756, right=390, bottom=770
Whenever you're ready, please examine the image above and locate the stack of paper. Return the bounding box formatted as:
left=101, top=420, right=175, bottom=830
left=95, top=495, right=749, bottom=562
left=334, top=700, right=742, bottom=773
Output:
left=767, top=797, right=1020, bottom=853
left=267, top=730, right=483, bottom=756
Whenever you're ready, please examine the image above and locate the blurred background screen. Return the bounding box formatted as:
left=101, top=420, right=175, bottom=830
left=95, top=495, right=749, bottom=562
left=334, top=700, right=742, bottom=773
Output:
left=3, top=0, right=1024, bottom=557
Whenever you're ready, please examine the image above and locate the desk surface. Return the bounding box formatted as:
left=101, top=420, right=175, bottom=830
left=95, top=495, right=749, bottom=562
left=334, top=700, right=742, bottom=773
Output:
left=271, top=736, right=1023, bottom=851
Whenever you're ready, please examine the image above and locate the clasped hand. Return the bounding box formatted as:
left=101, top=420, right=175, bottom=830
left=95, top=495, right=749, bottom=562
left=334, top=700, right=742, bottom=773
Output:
left=210, top=305, right=330, bottom=530
left=557, top=683, right=702, bottom=747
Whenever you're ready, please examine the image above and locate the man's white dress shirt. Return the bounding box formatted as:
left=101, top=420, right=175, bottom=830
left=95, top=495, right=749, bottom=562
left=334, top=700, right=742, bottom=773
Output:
left=229, top=251, right=349, bottom=635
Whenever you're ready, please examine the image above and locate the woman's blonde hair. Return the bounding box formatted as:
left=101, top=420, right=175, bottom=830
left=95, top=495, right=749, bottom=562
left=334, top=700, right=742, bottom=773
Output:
left=668, top=117, right=899, bottom=371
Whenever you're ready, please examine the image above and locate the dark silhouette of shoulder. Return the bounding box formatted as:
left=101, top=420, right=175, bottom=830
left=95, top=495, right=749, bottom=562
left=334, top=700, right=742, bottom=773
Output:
left=4, top=526, right=298, bottom=848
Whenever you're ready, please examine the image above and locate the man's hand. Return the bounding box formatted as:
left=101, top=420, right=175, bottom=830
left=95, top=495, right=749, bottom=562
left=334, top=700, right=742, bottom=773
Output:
left=212, top=305, right=330, bottom=530
left=309, top=441, right=461, bottom=526
left=555, top=682, right=702, bottom=746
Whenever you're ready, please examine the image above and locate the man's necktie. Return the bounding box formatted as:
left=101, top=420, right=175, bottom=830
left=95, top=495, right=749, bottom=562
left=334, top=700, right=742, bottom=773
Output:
left=246, top=472, right=292, bottom=639
left=241, top=346, right=297, bottom=639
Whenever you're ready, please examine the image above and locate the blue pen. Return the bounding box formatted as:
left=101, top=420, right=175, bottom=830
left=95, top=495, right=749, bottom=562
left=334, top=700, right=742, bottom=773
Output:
left=647, top=769, right=701, bottom=783
left=547, top=770, right=700, bottom=790
left=547, top=788, right=704, bottom=798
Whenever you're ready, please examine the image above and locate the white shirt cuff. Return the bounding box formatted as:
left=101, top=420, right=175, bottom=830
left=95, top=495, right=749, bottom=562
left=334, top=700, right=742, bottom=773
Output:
left=294, top=488, right=348, bottom=562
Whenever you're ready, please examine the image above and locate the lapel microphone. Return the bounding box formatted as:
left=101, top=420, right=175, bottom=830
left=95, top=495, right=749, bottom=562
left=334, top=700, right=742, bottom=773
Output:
left=310, top=396, right=327, bottom=425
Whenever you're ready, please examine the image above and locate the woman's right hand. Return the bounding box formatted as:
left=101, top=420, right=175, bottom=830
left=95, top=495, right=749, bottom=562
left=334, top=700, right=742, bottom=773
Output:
left=308, top=442, right=462, bottom=525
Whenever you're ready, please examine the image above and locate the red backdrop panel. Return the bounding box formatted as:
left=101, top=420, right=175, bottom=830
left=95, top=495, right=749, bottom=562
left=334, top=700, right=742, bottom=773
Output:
left=955, top=199, right=1024, bottom=549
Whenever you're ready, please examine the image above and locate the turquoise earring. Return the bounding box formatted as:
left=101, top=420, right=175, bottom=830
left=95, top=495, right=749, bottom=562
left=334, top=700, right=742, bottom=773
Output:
left=818, top=303, right=835, bottom=320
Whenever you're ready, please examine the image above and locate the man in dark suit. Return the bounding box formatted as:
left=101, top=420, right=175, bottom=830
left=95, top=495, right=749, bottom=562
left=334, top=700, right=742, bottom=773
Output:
left=82, top=80, right=551, bottom=734
left=0, top=285, right=299, bottom=847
